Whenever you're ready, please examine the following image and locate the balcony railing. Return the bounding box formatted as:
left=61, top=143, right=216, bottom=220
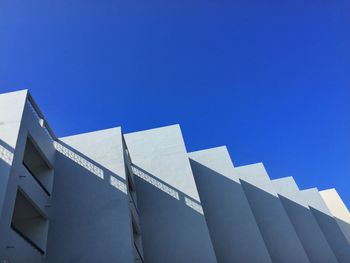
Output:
left=27, top=95, right=56, bottom=142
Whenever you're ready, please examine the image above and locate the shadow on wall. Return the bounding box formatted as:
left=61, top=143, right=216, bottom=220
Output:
left=308, top=206, right=350, bottom=262
left=3, top=137, right=350, bottom=263
left=240, top=179, right=350, bottom=263
left=0, top=139, right=14, bottom=215
left=0, top=139, right=14, bottom=216
left=51, top=140, right=215, bottom=263
left=1, top=138, right=54, bottom=262
left=46, top=140, right=135, bottom=263
left=0, top=140, right=44, bottom=263
left=189, top=160, right=350, bottom=263
left=276, top=195, right=338, bottom=263
left=130, top=164, right=217, bottom=263
left=131, top=164, right=204, bottom=215
left=54, top=140, right=127, bottom=194
left=189, top=159, right=273, bottom=263
left=0, top=139, right=14, bottom=262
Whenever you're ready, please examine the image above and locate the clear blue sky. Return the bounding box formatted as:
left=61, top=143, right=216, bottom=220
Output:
left=1, top=0, right=349, bottom=207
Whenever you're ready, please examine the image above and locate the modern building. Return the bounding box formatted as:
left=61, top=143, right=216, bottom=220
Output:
left=0, top=89, right=349, bottom=263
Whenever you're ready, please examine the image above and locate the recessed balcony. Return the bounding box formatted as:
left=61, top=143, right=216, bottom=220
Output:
left=22, top=136, right=53, bottom=196
left=11, top=189, right=48, bottom=254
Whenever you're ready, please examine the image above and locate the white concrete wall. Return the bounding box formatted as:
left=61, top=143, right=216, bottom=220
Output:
left=301, top=188, right=350, bottom=263
left=0, top=90, right=27, bottom=148
left=0, top=90, right=53, bottom=263
left=235, top=163, right=310, bottom=263
left=0, top=90, right=27, bottom=220
left=46, top=128, right=135, bottom=263
left=271, top=177, right=337, bottom=263
left=189, top=146, right=272, bottom=263
left=1, top=90, right=349, bottom=263
left=320, top=189, right=350, bottom=245
left=125, top=125, right=217, bottom=263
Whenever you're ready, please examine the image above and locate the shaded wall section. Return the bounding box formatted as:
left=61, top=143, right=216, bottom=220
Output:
left=1, top=90, right=55, bottom=263
left=235, top=163, right=310, bottom=263
left=46, top=128, right=135, bottom=263
left=189, top=146, right=272, bottom=263
left=301, top=188, right=350, bottom=263
left=125, top=124, right=217, bottom=263
left=320, top=188, right=350, bottom=245
left=0, top=90, right=27, bottom=221
left=271, top=177, right=337, bottom=263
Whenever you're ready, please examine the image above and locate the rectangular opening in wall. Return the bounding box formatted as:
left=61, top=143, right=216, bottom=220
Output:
left=11, top=189, right=48, bottom=255
left=23, top=136, right=53, bottom=195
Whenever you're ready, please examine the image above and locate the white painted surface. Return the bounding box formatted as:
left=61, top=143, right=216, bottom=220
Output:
left=46, top=128, right=135, bottom=263
left=320, top=188, right=350, bottom=245
left=235, top=163, right=310, bottom=263
left=189, top=146, right=272, bottom=263
left=125, top=125, right=217, bottom=263
left=302, top=188, right=350, bottom=263
left=272, top=177, right=337, bottom=262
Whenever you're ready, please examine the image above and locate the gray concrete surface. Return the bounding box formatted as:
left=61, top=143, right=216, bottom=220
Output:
left=1, top=90, right=349, bottom=263
left=46, top=127, right=135, bottom=263
left=272, top=177, right=338, bottom=263
left=235, top=163, right=310, bottom=263
left=125, top=125, right=217, bottom=263
left=188, top=146, right=272, bottom=263
left=0, top=90, right=54, bottom=263
left=320, top=189, right=350, bottom=246
left=301, top=188, right=350, bottom=263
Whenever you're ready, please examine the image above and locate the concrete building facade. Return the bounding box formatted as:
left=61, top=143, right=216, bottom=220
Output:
left=0, top=90, right=349, bottom=263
